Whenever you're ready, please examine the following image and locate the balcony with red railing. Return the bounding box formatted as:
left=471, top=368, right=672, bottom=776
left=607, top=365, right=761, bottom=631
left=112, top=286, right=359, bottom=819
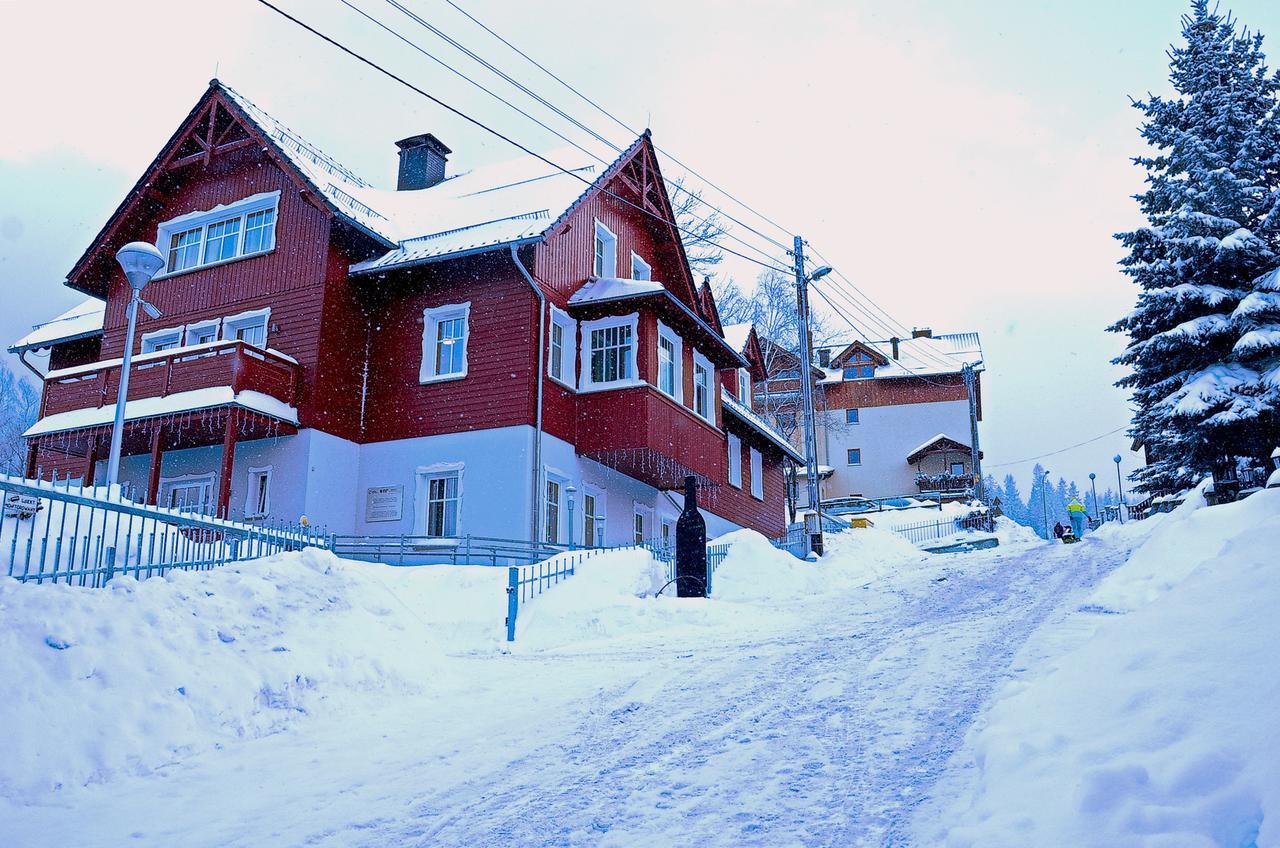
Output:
left=38, top=340, right=300, bottom=424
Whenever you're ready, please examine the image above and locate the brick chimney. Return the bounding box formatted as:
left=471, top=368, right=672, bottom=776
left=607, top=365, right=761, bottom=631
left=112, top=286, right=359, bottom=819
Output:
left=395, top=133, right=451, bottom=191
left=912, top=327, right=933, bottom=339
left=890, top=337, right=901, bottom=359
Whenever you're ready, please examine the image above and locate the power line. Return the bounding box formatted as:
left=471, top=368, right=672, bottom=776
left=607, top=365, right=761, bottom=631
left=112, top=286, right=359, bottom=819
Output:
left=985, top=427, right=1130, bottom=469
left=253, top=0, right=793, bottom=274
left=437, top=0, right=797, bottom=245
left=378, top=0, right=792, bottom=263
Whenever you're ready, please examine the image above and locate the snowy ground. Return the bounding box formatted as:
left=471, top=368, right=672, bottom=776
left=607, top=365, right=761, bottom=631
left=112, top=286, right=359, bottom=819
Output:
left=0, top=496, right=1263, bottom=846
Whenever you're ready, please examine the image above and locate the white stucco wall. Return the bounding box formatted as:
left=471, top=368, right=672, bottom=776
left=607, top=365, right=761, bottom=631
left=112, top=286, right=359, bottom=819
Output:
left=817, top=399, right=973, bottom=500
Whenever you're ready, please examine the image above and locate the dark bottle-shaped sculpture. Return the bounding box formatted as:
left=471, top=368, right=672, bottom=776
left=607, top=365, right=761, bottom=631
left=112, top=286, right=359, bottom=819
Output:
left=675, top=475, right=708, bottom=598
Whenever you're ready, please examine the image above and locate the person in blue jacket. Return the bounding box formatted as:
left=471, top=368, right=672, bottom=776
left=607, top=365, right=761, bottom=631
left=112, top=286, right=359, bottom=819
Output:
left=1067, top=497, right=1087, bottom=539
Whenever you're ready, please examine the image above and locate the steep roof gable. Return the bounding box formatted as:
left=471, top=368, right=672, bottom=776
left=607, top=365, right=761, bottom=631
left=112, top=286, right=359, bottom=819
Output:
left=830, top=340, right=890, bottom=368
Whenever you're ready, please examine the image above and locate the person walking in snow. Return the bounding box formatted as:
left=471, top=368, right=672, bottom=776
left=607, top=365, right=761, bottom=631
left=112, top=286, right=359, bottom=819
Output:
left=1067, top=497, right=1086, bottom=539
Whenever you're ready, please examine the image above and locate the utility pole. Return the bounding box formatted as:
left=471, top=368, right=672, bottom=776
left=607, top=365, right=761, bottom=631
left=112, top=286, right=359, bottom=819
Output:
left=962, top=362, right=984, bottom=502
left=792, top=235, right=825, bottom=556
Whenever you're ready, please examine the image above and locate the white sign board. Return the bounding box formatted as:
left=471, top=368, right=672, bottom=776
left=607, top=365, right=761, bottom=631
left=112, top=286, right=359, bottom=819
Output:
left=3, top=492, right=41, bottom=519
left=365, top=486, right=403, bottom=523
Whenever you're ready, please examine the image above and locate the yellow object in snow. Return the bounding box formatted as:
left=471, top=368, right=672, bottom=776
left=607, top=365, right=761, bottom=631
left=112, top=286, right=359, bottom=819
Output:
left=849, top=517, right=875, bottom=529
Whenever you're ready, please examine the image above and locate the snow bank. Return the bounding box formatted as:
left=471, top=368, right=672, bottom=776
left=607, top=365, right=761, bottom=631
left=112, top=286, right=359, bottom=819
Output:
left=940, top=488, right=1280, bottom=846
left=0, top=550, right=490, bottom=799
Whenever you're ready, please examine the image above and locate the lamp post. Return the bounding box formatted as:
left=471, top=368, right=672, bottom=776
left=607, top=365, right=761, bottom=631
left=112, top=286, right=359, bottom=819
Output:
left=791, top=235, right=832, bottom=557
left=1113, top=454, right=1126, bottom=524
left=565, top=485, right=577, bottom=549
left=105, top=242, right=165, bottom=490
left=1041, top=468, right=1052, bottom=540
left=1088, top=472, right=1099, bottom=523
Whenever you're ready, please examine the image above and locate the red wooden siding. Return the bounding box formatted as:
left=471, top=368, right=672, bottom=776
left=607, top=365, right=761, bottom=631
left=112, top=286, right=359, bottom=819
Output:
left=360, top=252, right=538, bottom=443
left=48, top=337, right=101, bottom=372
left=823, top=373, right=968, bottom=409
left=713, top=418, right=788, bottom=537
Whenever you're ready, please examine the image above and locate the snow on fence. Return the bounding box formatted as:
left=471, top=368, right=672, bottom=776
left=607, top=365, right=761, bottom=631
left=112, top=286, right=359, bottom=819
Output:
left=331, top=533, right=583, bottom=567
left=891, top=512, right=995, bottom=548
left=0, top=473, right=329, bottom=587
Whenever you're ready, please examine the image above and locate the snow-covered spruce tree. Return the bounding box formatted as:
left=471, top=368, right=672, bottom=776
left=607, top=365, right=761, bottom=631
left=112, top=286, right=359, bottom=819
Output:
left=1112, top=0, right=1280, bottom=491
left=1000, top=473, right=1028, bottom=525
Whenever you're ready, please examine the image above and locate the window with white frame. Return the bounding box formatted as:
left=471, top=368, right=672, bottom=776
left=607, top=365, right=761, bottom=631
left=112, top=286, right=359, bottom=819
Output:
left=593, top=220, right=617, bottom=277
left=548, top=306, right=576, bottom=388
left=245, top=466, right=271, bottom=518
left=582, top=489, right=601, bottom=547
left=693, top=352, right=714, bottom=422
left=140, top=326, right=183, bottom=353
left=737, top=368, right=751, bottom=405
left=156, top=191, right=279, bottom=275
left=160, top=473, right=215, bottom=514
left=847, top=448, right=862, bottom=466
left=750, top=448, right=764, bottom=499
left=424, top=471, right=460, bottom=537
left=222, top=308, right=269, bottom=348
left=581, top=314, right=638, bottom=390
left=630, top=252, right=652, bottom=281
left=656, top=321, right=682, bottom=401
left=727, top=433, right=743, bottom=487
left=185, top=319, right=220, bottom=346
left=633, top=507, right=648, bottom=544
left=420, top=302, right=471, bottom=383
left=544, top=477, right=563, bottom=544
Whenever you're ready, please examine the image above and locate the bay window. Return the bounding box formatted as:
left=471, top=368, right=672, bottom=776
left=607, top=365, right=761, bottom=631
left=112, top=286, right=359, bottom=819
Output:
left=548, top=306, right=577, bottom=388
left=656, top=321, right=682, bottom=401
left=156, top=190, right=280, bottom=275
left=593, top=220, right=617, bottom=278
left=420, top=302, right=471, bottom=383
left=631, top=252, right=652, bottom=281
left=581, top=314, right=639, bottom=391
left=693, top=351, right=714, bottom=423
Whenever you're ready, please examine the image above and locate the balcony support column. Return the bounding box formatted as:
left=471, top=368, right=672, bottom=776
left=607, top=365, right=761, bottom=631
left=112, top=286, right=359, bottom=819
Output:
left=146, top=426, right=165, bottom=506
left=216, top=411, right=237, bottom=519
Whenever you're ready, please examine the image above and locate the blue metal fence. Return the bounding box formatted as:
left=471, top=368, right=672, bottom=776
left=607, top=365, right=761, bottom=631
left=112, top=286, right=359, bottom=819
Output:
left=0, top=472, right=328, bottom=587
left=891, top=512, right=994, bottom=546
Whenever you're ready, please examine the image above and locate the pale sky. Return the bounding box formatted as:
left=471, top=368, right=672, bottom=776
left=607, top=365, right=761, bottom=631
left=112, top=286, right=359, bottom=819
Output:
left=3, top=0, right=1277, bottom=494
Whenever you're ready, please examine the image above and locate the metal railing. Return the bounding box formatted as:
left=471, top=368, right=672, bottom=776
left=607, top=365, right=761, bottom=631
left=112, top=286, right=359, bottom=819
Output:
left=332, top=534, right=583, bottom=567
left=1, top=472, right=328, bottom=587
left=891, top=512, right=994, bottom=547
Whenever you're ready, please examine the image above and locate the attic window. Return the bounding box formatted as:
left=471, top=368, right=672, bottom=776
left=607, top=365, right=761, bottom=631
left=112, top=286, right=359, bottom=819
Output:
left=156, top=191, right=280, bottom=276
left=630, top=252, right=651, bottom=281
left=842, top=352, right=877, bottom=380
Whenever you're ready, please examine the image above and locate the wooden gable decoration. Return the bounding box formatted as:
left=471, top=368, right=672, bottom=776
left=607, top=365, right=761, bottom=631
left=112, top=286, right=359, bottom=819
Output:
left=740, top=325, right=769, bottom=381
left=65, top=81, right=388, bottom=298
left=696, top=281, right=725, bottom=335
left=830, top=340, right=890, bottom=369
left=906, top=435, right=974, bottom=465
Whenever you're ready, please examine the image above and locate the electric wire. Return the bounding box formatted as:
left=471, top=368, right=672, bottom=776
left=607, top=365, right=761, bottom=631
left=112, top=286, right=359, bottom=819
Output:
left=438, top=0, right=797, bottom=246
left=253, top=0, right=793, bottom=274
left=375, top=0, right=792, bottom=264
left=985, top=427, right=1130, bottom=469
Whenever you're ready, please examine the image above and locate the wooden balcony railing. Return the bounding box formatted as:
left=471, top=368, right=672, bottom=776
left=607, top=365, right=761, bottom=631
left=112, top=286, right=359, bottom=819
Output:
left=40, top=341, right=300, bottom=420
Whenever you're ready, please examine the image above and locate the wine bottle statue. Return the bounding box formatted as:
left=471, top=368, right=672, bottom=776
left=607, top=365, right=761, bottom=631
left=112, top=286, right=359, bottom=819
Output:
left=675, top=474, right=708, bottom=597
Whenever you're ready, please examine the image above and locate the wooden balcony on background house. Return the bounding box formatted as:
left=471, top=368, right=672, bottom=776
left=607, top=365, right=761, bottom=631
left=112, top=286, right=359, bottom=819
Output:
left=574, top=385, right=724, bottom=490
left=39, top=341, right=301, bottom=421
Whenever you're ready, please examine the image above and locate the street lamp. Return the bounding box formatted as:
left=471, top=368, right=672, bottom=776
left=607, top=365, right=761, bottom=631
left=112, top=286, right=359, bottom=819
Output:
left=795, top=250, right=833, bottom=556
left=1113, top=454, right=1126, bottom=524
left=105, top=242, right=165, bottom=490
left=1088, top=472, right=1099, bottom=523
left=1041, top=468, right=1052, bottom=540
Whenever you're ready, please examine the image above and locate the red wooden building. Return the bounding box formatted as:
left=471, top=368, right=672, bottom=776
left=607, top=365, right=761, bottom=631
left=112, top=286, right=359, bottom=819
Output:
left=9, top=81, right=801, bottom=544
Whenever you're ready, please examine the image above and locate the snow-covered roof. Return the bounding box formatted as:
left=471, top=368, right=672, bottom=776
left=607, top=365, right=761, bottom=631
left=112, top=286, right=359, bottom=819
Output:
left=568, top=276, right=666, bottom=306
left=8, top=298, right=104, bottom=353
left=721, top=323, right=753, bottom=355
left=221, top=83, right=618, bottom=270
left=817, top=331, right=982, bottom=381
left=720, top=389, right=805, bottom=463
left=24, top=387, right=297, bottom=438
left=905, top=433, right=971, bottom=464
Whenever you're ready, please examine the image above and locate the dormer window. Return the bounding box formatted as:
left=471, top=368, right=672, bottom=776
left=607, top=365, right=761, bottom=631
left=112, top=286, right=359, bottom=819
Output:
left=156, top=191, right=280, bottom=276
left=842, top=352, right=877, bottom=380
left=593, top=220, right=617, bottom=277
left=736, top=367, right=751, bottom=404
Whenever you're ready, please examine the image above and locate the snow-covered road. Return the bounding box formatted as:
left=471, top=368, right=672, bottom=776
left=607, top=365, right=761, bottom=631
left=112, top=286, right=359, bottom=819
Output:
left=3, top=534, right=1132, bottom=847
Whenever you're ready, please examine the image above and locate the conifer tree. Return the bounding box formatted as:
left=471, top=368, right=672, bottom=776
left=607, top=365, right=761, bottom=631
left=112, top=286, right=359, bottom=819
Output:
left=1112, top=0, right=1280, bottom=491
left=1001, top=473, right=1028, bottom=525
